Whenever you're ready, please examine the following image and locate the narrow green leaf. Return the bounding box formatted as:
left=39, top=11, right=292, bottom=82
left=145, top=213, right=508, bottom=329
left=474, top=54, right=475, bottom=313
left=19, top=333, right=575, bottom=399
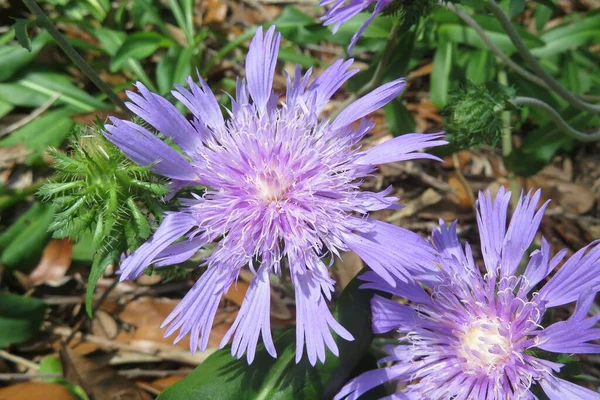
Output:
left=465, top=49, right=492, bottom=85
left=0, top=203, right=54, bottom=270
left=110, top=32, right=168, bottom=72
left=509, top=0, right=526, bottom=18
left=13, top=18, right=33, bottom=52
left=0, top=293, right=46, bottom=347
left=86, top=250, right=118, bottom=316
left=431, top=38, right=453, bottom=108
left=127, top=197, right=151, bottom=239
left=0, top=31, right=50, bottom=82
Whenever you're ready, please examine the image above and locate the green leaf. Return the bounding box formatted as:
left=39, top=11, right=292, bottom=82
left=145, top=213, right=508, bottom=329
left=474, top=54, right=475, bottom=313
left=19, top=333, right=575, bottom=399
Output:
left=431, top=37, right=453, bottom=108
left=86, top=250, right=118, bottom=316
left=509, top=0, right=526, bottom=18
left=0, top=31, right=50, bottom=82
left=0, top=202, right=55, bottom=270
left=0, top=101, right=13, bottom=119
left=272, top=7, right=330, bottom=44
left=39, top=356, right=63, bottom=382
left=156, top=45, right=193, bottom=95
left=13, top=18, right=33, bottom=52
left=532, top=11, right=600, bottom=58
left=0, top=293, right=46, bottom=347
left=384, top=99, right=415, bottom=136
left=0, top=72, right=109, bottom=111
left=0, top=108, right=75, bottom=163
left=92, top=27, right=126, bottom=56
left=158, top=270, right=375, bottom=399
left=465, top=49, right=493, bottom=85
left=110, top=32, right=169, bottom=72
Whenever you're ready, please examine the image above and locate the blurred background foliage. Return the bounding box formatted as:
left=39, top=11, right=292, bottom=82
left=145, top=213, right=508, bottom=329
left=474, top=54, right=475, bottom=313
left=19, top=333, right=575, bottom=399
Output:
left=0, top=0, right=598, bottom=398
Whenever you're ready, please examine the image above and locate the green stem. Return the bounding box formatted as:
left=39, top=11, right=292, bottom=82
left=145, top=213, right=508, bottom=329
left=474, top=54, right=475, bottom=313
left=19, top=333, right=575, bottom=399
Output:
left=485, top=0, right=600, bottom=114
left=498, top=69, right=519, bottom=206
left=441, top=1, right=600, bottom=103
left=21, top=0, right=131, bottom=115
left=513, top=96, right=600, bottom=142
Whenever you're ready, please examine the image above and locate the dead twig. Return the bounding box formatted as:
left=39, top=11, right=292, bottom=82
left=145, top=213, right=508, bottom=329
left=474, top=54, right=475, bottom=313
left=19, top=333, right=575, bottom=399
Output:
left=0, top=349, right=40, bottom=371
left=0, top=92, right=61, bottom=138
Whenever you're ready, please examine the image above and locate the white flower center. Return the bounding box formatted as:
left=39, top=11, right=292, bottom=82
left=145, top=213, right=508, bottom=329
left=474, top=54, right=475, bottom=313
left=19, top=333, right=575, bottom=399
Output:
left=255, top=170, right=288, bottom=202
left=458, top=317, right=511, bottom=371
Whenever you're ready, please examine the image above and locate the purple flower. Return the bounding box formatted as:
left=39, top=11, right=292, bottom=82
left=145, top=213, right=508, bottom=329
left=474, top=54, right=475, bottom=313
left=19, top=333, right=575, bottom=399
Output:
left=104, top=26, right=446, bottom=365
left=321, top=0, right=392, bottom=54
left=336, top=188, right=600, bottom=399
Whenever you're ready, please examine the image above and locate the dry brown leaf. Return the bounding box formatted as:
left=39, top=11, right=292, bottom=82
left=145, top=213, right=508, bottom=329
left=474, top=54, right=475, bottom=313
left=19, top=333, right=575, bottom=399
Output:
left=550, top=181, right=596, bottom=215
left=91, top=310, right=119, bottom=340
left=335, top=251, right=364, bottom=289
left=387, top=188, right=443, bottom=222
left=203, top=0, right=228, bottom=24
left=28, top=238, right=73, bottom=287
left=60, top=346, right=150, bottom=400
left=447, top=175, right=474, bottom=209
left=0, top=144, right=30, bottom=167
left=0, top=382, right=78, bottom=400
left=148, top=375, right=186, bottom=392
left=224, top=280, right=249, bottom=306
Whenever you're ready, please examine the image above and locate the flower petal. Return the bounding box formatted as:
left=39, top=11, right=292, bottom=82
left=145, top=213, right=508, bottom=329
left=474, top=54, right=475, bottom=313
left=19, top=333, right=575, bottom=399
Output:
left=246, top=26, right=281, bottom=113
left=334, top=364, right=409, bottom=400
left=306, top=59, right=358, bottom=113
left=522, top=238, right=566, bottom=293
left=475, top=187, right=511, bottom=274
left=538, top=240, right=600, bottom=307
left=126, top=83, right=202, bottom=155
left=539, top=376, right=600, bottom=400
left=220, top=265, right=276, bottom=363
left=371, top=295, right=419, bottom=334
left=162, top=267, right=237, bottom=353
left=119, top=212, right=196, bottom=281
left=154, top=236, right=207, bottom=267
left=356, top=132, right=447, bottom=166
left=347, top=0, right=390, bottom=55
left=331, top=78, right=406, bottom=131
left=294, top=273, right=353, bottom=366
left=360, top=271, right=432, bottom=306
left=500, top=189, right=548, bottom=276
left=536, top=287, right=600, bottom=354
left=104, top=118, right=198, bottom=181
left=172, top=73, right=225, bottom=132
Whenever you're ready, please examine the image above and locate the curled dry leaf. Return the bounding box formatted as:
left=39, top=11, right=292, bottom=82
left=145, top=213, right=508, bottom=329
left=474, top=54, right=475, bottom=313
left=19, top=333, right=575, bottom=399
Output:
left=0, top=382, right=78, bottom=400
left=28, top=238, right=73, bottom=287
left=334, top=251, right=364, bottom=289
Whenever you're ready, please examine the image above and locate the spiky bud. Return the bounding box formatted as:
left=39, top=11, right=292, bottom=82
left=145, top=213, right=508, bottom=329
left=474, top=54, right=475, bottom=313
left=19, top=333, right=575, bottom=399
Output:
left=442, top=82, right=514, bottom=148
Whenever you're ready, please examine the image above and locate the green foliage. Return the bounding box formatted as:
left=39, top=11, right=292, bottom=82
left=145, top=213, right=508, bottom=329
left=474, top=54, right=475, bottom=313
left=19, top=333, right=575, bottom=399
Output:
left=38, top=125, right=168, bottom=314
left=0, top=293, right=46, bottom=347
left=158, top=270, right=380, bottom=399
left=12, top=18, right=34, bottom=52
left=442, top=83, right=513, bottom=148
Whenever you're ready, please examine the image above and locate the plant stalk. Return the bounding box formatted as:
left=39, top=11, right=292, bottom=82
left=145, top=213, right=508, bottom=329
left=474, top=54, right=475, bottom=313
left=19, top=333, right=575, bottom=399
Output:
left=485, top=0, right=600, bottom=114
left=512, top=97, right=600, bottom=142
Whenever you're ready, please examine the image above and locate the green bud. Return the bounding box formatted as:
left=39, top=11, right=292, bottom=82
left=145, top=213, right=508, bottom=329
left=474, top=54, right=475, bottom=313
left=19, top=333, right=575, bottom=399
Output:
left=442, top=82, right=515, bottom=148
left=39, top=124, right=168, bottom=262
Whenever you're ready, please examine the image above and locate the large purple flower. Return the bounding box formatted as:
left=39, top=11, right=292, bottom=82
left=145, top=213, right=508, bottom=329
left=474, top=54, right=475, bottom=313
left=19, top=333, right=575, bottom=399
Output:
left=321, top=0, right=392, bottom=54
left=104, top=26, right=446, bottom=365
left=336, top=188, right=600, bottom=399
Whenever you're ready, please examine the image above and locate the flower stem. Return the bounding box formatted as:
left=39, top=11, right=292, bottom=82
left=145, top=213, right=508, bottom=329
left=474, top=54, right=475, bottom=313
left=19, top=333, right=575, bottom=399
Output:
left=498, top=68, right=519, bottom=206
left=21, top=0, right=131, bottom=115
left=485, top=0, right=600, bottom=114
left=512, top=97, right=600, bottom=142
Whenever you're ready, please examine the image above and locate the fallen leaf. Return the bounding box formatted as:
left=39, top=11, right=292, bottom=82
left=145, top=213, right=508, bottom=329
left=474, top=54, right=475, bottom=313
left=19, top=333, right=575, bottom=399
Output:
left=550, top=181, right=596, bottom=215
left=0, top=382, right=78, bottom=400
left=224, top=280, right=249, bottom=306
left=148, top=375, right=185, bottom=392
left=447, top=175, right=474, bottom=209
left=28, top=239, right=73, bottom=287
left=60, top=345, right=150, bottom=400
left=203, top=0, right=228, bottom=24
left=91, top=310, right=119, bottom=340
left=335, top=251, right=364, bottom=289
left=387, top=188, right=443, bottom=221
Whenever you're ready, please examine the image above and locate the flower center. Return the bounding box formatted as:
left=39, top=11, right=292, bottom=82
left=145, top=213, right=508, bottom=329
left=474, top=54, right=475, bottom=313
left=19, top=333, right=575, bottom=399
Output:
left=457, top=317, right=511, bottom=371
left=255, top=170, right=288, bottom=202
